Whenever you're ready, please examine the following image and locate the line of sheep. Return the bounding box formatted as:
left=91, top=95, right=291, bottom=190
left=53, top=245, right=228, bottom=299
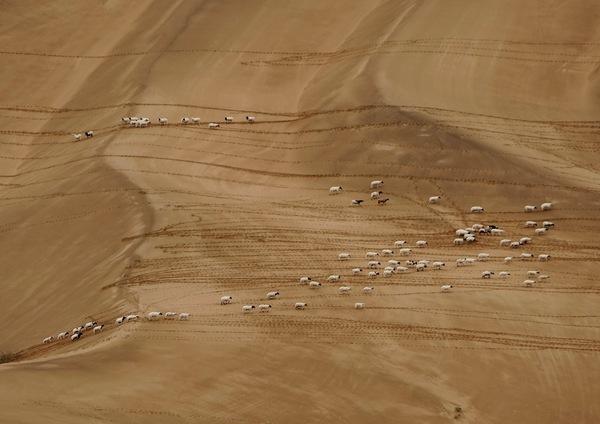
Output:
left=41, top=311, right=190, bottom=345
left=121, top=115, right=256, bottom=129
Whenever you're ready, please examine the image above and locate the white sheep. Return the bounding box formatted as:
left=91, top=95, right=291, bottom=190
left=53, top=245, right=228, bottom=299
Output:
left=93, top=325, right=104, bottom=334
left=499, top=271, right=510, bottom=278
left=354, top=303, right=365, bottom=309
left=367, top=261, right=381, bottom=269
left=470, top=206, right=484, bottom=213
left=72, top=133, right=82, bottom=141
left=538, top=274, right=550, bottom=281
left=300, top=276, right=312, bottom=284
left=309, top=281, right=322, bottom=288
left=510, top=241, right=521, bottom=249
left=366, top=251, right=379, bottom=258
left=329, top=186, right=343, bottom=194
left=538, top=254, right=551, bottom=262
left=416, top=263, right=426, bottom=272
left=383, top=269, right=393, bottom=277
left=520, top=253, right=533, bottom=260
left=535, top=228, right=547, bottom=235
left=524, top=205, right=536, bottom=212
left=465, top=236, right=476, bottom=243
left=351, top=199, right=365, bottom=206
left=540, top=202, right=553, bottom=211
left=525, top=221, right=537, bottom=228
left=504, top=256, right=513, bottom=263
left=399, top=248, right=412, bottom=256
left=465, top=258, right=476, bottom=265
left=327, top=275, right=341, bottom=282
left=370, top=191, right=383, bottom=200
left=362, top=286, right=374, bottom=294
left=477, top=253, right=490, bottom=261
left=164, top=312, right=177, bottom=319
left=220, top=295, right=233, bottom=304
left=482, top=271, right=494, bottom=279
left=224, top=116, right=234, bottom=123
left=352, top=268, right=363, bottom=275
left=242, top=305, right=256, bottom=313
left=125, top=314, right=139, bottom=322
left=338, top=286, right=351, bottom=294
left=338, top=252, right=350, bottom=260
left=432, top=261, right=445, bottom=270
left=453, top=238, right=465, bottom=245
left=84, top=321, right=98, bottom=331
left=490, top=229, right=504, bottom=236
left=57, top=331, right=69, bottom=340
left=456, top=258, right=466, bottom=266
left=115, top=316, right=126, bottom=325
left=84, top=131, right=94, bottom=138
left=523, top=279, right=535, bottom=287
left=428, top=196, right=442, bottom=204
left=294, top=302, right=307, bottom=310
left=258, top=304, right=272, bottom=312
left=158, top=117, right=168, bottom=125
left=72, top=326, right=83, bottom=334
left=368, top=271, right=379, bottom=278
left=519, top=237, right=532, bottom=245
left=43, top=336, right=54, bottom=344
left=415, top=240, right=428, bottom=248
left=387, top=259, right=400, bottom=266
left=208, top=122, right=220, bottom=129
left=191, top=117, right=200, bottom=124
left=266, top=291, right=280, bottom=300
left=472, top=224, right=484, bottom=230
left=147, top=311, right=163, bottom=320
left=456, top=229, right=469, bottom=237
left=181, top=117, right=190, bottom=124
left=370, top=180, right=383, bottom=189
left=395, top=266, right=408, bottom=273
left=71, top=333, right=82, bottom=341
left=543, top=221, right=554, bottom=229
left=527, top=270, right=540, bottom=278
left=500, top=239, right=512, bottom=247
left=394, top=240, right=406, bottom=247
left=381, top=249, right=394, bottom=256
left=246, top=116, right=256, bottom=122
left=441, top=284, right=453, bottom=292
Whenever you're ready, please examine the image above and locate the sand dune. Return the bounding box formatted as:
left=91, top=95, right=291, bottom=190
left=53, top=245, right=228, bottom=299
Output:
left=1, top=1, right=600, bottom=423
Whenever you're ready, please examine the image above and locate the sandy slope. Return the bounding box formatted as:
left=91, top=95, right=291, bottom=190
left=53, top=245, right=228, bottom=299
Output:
left=1, top=1, right=600, bottom=423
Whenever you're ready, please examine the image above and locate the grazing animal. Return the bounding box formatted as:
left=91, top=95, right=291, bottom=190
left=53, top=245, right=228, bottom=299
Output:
left=338, top=286, right=351, bottom=294
left=394, top=240, right=406, bottom=247
left=191, top=117, right=200, bottom=124
left=147, top=312, right=163, bottom=320
left=43, top=336, right=54, bottom=344
left=535, top=228, right=547, bottom=235
left=115, top=316, right=126, bottom=325
left=224, top=116, right=234, bottom=123
left=368, top=271, right=379, bottom=278
left=538, top=274, right=550, bottom=281
left=57, top=331, right=69, bottom=340
left=381, top=249, right=394, bottom=256
left=242, top=305, right=256, bottom=313
left=432, top=261, right=445, bottom=270
left=499, top=271, right=510, bottom=278
left=428, top=196, right=442, bottom=204
left=93, top=325, right=104, bottom=334
left=387, top=259, right=399, bottom=266
left=125, top=314, right=139, bottom=322
left=351, top=199, right=364, bottom=206
left=352, top=268, right=363, bottom=275
left=524, top=205, right=537, bottom=212
left=362, top=286, right=374, bottom=294
left=441, top=285, right=453, bottom=292
left=538, top=254, right=551, bottom=262
left=327, top=275, right=341, bottom=282
left=519, top=237, right=532, bottom=245
left=158, top=117, right=168, bottom=125
left=482, top=271, right=494, bottom=279
left=504, top=256, right=513, bottom=263
left=294, top=302, right=307, bottom=310
left=266, top=291, right=280, bottom=300
left=84, top=131, right=94, bottom=138
left=527, top=270, right=540, bottom=278
left=477, top=253, right=490, bottom=261
left=366, top=251, right=379, bottom=258
left=520, top=253, right=533, bottom=260
left=525, top=221, right=537, bottom=228
left=395, top=266, right=408, bottom=273
left=354, top=303, right=365, bottom=309
left=220, top=295, right=233, bottom=305
left=164, top=312, right=177, bottom=319
left=84, top=321, right=98, bottom=331
left=246, top=116, right=256, bottom=122
left=370, top=191, right=383, bottom=200
left=73, top=133, right=82, bottom=141
left=500, top=239, right=512, bottom=247
left=383, top=269, right=393, bottom=277
left=523, top=279, right=535, bottom=287
left=470, top=206, right=484, bottom=213
left=329, top=186, right=343, bottom=194
left=399, top=248, right=412, bottom=256
left=490, top=229, right=504, bottom=235
left=71, top=332, right=82, bottom=341
left=510, top=241, right=521, bottom=248
left=208, top=122, right=220, bottom=128
left=338, top=252, right=351, bottom=260
left=454, top=238, right=465, bottom=245
left=309, top=281, right=322, bottom=288
left=258, top=304, right=272, bottom=312
left=543, top=221, right=554, bottom=229
left=367, top=261, right=381, bottom=269
left=378, top=198, right=390, bottom=205
left=416, top=240, right=428, bottom=248
left=416, top=263, right=427, bottom=272
left=541, top=202, right=553, bottom=211
left=300, top=276, right=312, bottom=284
left=370, top=180, right=384, bottom=189
left=181, top=117, right=190, bottom=124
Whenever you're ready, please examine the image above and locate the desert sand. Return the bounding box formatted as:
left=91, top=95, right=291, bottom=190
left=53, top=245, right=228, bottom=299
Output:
left=1, top=1, right=600, bottom=423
